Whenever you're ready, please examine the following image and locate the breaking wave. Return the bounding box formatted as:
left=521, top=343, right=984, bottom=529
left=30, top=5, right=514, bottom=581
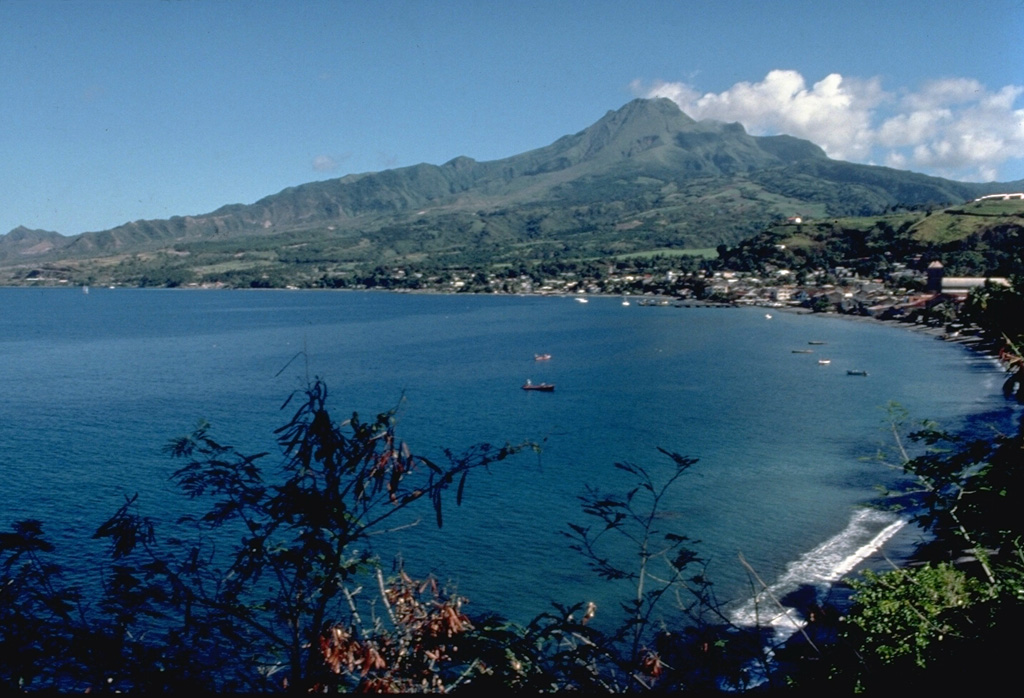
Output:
left=729, top=507, right=907, bottom=642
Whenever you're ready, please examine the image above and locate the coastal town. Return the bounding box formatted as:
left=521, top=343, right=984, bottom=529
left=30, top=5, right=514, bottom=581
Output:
left=358, top=256, right=1010, bottom=336
left=335, top=196, right=1020, bottom=336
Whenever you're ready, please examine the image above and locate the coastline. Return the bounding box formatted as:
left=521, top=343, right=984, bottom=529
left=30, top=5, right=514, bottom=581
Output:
left=774, top=306, right=1020, bottom=664
left=779, top=303, right=1010, bottom=376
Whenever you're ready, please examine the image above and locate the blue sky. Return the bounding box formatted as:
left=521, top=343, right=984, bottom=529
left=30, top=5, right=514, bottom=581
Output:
left=2, top=0, right=1022, bottom=236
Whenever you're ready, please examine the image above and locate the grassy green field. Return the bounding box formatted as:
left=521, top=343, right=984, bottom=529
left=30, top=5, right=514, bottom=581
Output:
left=613, top=247, right=719, bottom=260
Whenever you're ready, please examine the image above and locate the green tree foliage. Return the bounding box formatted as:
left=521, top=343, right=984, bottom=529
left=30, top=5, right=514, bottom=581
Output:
left=838, top=563, right=996, bottom=690
left=963, top=278, right=1024, bottom=346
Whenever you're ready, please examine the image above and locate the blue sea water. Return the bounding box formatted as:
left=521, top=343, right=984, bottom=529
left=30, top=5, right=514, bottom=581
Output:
left=0, top=287, right=1016, bottom=636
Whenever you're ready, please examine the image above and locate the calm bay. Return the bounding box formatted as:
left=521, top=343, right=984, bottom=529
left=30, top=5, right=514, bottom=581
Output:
left=0, top=287, right=1016, bottom=633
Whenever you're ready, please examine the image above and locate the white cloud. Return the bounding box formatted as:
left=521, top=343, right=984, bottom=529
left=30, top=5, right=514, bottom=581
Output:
left=633, top=71, right=1024, bottom=182
left=312, top=154, right=340, bottom=172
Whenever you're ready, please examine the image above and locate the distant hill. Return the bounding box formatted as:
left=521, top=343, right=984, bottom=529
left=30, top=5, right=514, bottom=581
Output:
left=718, top=197, right=1024, bottom=279
left=2, top=98, right=1020, bottom=286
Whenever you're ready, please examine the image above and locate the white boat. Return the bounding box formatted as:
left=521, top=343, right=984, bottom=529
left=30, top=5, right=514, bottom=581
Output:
left=575, top=297, right=588, bottom=303
left=818, top=359, right=831, bottom=365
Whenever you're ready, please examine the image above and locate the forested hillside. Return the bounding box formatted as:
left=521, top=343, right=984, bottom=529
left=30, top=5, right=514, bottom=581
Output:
left=718, top=197, right=1024, bottom=279
left=2, top=98, right=1020, bottom=288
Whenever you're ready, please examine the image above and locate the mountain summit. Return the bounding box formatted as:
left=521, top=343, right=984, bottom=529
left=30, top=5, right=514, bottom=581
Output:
left=1, top=98, right=1018, bottom=279
left=528, top=97, right=824, bottom=174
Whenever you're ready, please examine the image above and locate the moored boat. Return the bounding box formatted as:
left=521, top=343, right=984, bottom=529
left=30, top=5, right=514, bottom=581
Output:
left=522, top=380, right=555, bottom=392
left=534, top=353, right=552, bottom=361
left=847, top=369, right=868, bottom=376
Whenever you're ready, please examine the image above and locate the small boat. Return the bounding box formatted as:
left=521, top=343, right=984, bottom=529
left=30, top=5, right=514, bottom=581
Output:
left=808, top=341, right=826, bottom=345
left=792, top=349, right=813, bottom=354
left=575, top=297, right=589, bottom=303
left=622, top=299, right=630, bottom=306
left=818, top=359, right=831, bottom=365
left=534, top=353, right=552, bottom=361
left=765, top=313, right=772, bottom=319
left=847, top=370, right=868, bottom=376
left=522, top=380, right=555, bottom=392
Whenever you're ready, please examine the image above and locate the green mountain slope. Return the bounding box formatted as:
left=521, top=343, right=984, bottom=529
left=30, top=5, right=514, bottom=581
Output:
left=718, top=197, right=1024, bottom=278
left=2, top=98, right=1020, bottom=286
